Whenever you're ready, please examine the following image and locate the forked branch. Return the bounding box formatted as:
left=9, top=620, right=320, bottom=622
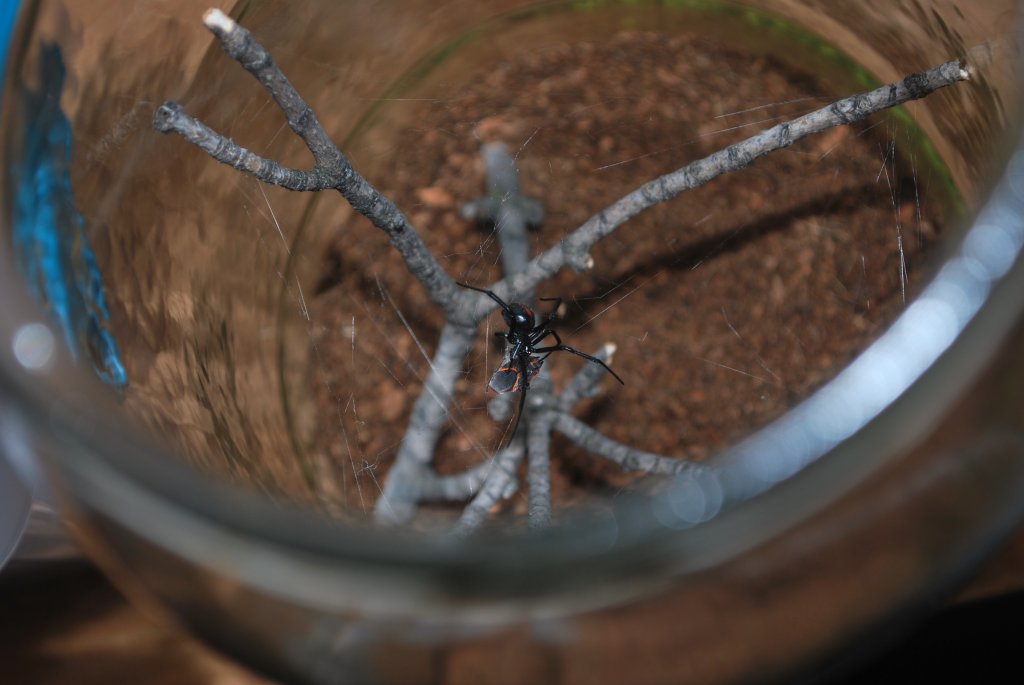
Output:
left=154, top=9, right=466, bottom=320
left=465, top=58, right=970, bottom=318
left=155, top=9, right=971, bottom=531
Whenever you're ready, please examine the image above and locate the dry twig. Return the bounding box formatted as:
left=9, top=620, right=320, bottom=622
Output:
left=154, top=10, right=970, bottom=530
left=154, top=9, right=466, bottom=320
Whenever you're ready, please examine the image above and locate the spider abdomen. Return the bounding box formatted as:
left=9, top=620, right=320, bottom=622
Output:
left=489, top=356, right=544, bottom=394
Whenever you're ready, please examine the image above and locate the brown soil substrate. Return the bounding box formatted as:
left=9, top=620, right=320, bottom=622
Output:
left=306, top=31, right=946, bottom=519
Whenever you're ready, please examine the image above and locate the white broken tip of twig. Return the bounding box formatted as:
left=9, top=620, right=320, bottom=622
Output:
left=203, top=8, right=237, bottom=34
left=568, top=252, right=596, bottom=272
left=956, top=57, right=972, bottom=81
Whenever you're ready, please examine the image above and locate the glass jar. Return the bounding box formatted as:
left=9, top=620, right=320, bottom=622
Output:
left=2, top=1, right=1023, bottom=683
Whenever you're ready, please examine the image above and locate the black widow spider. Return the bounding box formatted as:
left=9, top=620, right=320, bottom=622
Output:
left=458, top=282, right=624, bottom=444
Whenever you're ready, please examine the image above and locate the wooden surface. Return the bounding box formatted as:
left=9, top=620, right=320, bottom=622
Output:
left=0, top=562, right=271, bottom=685
left=2, top=527, right=1024, bottom=685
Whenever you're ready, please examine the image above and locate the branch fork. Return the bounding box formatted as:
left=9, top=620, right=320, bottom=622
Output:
left=155, top=10, right=970, bottom=531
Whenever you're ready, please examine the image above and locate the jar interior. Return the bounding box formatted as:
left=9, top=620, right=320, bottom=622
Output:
left=2, top=0, right=1018, bottom=533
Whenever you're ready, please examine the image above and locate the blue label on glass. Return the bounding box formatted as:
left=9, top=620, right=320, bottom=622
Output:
left=11, top=44, right=128, bottom=389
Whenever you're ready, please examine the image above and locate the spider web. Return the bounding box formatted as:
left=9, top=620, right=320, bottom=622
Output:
left=271, top=21, right=949, bottom=521
left=61, top=0, right=962, bottom=525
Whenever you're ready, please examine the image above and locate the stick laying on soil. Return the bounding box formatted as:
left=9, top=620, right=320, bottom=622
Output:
left=154, top=9, right=970, bottom=529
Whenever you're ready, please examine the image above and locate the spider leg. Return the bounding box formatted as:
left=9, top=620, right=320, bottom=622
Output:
left=456, top=281, right=513, bottom=315
left=529, top=326, right=559, bottom=348
left=515, top=382, right=528, bottom=435
left=539, top=296, right=563, bottom=322
left=533, top=340, right=625, bottom=385
left=500, top=355, right=530, bottom=449
left=529, top=324, right=553, bottom=345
